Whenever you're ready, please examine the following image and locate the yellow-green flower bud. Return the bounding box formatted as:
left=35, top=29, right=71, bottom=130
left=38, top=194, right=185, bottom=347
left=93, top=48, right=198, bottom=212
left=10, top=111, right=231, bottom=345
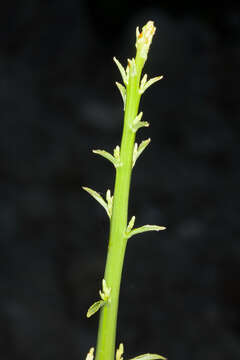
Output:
left=135, top=21, right=156, bottom=61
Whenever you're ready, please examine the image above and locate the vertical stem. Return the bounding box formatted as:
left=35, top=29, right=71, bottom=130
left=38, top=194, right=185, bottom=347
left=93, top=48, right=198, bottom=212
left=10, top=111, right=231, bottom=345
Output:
left=95, top=59, right=143, bottom=360
left=94, top=21, right=157, bottom=360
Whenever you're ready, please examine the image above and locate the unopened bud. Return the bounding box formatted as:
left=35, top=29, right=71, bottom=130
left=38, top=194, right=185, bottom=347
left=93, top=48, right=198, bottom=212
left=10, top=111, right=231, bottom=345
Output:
left=136, top=21, right=156, bottom=60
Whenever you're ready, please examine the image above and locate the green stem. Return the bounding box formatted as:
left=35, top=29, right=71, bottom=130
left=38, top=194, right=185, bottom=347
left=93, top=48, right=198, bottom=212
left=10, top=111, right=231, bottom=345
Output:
left=92, top=20, right=160, bottom=360
left=95, top=55, right=144, bottom=360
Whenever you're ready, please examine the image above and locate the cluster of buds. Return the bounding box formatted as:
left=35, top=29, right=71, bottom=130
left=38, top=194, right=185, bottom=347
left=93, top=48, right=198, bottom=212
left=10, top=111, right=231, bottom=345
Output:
left=114, top=21, right=163, bottom=113
left=136, top=21, right=156, bottom=60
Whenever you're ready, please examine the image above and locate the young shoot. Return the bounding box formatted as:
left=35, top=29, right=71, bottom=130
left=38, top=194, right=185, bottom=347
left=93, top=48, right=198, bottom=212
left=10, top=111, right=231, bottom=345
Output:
left=83, top=20, right=166, bottom=360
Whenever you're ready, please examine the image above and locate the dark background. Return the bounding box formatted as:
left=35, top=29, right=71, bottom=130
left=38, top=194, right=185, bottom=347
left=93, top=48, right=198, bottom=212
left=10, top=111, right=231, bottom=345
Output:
left=1, top=1, right=240, bottom=359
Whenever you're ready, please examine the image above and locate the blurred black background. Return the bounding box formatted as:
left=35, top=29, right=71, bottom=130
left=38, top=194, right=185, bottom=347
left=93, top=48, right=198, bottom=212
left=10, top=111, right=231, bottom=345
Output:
left=1, top=1, right=240, bottom=359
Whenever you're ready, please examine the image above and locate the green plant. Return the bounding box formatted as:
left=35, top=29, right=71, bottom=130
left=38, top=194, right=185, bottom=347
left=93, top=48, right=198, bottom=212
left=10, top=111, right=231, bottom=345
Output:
left=83, top=21, right=166, bottom=360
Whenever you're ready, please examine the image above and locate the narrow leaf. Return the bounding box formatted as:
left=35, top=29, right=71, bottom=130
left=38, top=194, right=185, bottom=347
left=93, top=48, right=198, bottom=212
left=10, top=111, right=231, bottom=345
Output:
left=82, top=187, right=110, bottom=217
left=127, top=224, right=166, bottom=240
left=106, top=189, right=112, bottom=204
left=86, top=300, right=105, bottom=318
left=128, top=58, right=137, bottom=77
left=92, top=149, right=116, bottom=167
left=132, top=143, right=138, bottom=168
left=113, top=57, right=128, bottom=85
left=99, top=278, right=111, bottom=302
left=114, top=145, right=120, bottom=159
left=140, top=73, right=147, bottom=90
left=106, top=190, right=113, bottom=218
left=131, top=112, right=149, bottom=132
left=134, top=121, right=149, bottom=132
left=126, top=64, right=129, bottom=82
left=140, top=76, right=163, bottom=94
left=116, top=82, right=126, bottom=109
left=129, top=353, right=166, bottom=360
left=85, top=348, right=94, bottom=360
left=114, top=145, right=122, bottom=167
left=116, top=343, right=124, bottom=360
left=133, top=112, right=143, bottom=125
left=136, top=26, right=140, bottom=40
left=135, top=138, right=151, bottom=161
left=132, top=138, right=151, bottom=168
left=126, top=216, right=136, bottom=233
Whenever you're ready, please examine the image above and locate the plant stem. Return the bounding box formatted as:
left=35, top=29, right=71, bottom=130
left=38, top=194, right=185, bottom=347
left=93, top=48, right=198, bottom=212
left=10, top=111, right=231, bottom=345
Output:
left=93, top=21, right=159, bottom=360
left=95, top=56, right=144, bottom=360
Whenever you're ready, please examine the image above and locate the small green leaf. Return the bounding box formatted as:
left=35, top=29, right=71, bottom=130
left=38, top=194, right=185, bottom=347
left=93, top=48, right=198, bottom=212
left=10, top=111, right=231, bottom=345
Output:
left=132, top=143, right=138, bottom=168
left=130, top=112, right=149, bottom=132
left=126, top=64, right=129, bottom=82
left=93, top=146, right=122, bottom=169
left=116, top=82, right=126, bottom=110
left=93, top=149, right=116, bottom=167
left=99, top=279, right=111, bottom=302
left=139, top=75, right=163, bottom=94
left=132, top=138, right=151, bottom=168
left=86, top=300, right=106, bottom=318
left=127, top=224, right=166, bottom=240
left=129, top=353, right=166, bottom=360
left=128, top=58, right=137, bottom=77
left=113, top=57, right=128, bottom=85
left=85, top=347, right=94, bottom=360
left=106, top=190, right=113, bottom=218
left=116, top=343, right=124, bottom=360
left=140, top=73, right=147, bottom=90
left=87, top=279, right=111, bottom=318
left=82, top=187, right=110, bottom=218
left=114, top=145, right=120, bottom=159
left=135, top=138, right=151, bottom=162
left=133, top=112, right=143, bottom=125
left=137, top=121, right=149, bottom=131
left=126, top=216, right=136, bottom=233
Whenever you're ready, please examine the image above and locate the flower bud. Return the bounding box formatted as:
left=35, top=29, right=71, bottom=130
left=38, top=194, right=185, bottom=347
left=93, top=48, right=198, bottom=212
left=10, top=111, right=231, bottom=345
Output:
left=136, top=21, right=156, bottom=60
